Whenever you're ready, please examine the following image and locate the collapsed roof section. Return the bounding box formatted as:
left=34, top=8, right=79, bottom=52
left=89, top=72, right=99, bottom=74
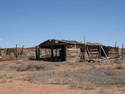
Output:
left=39, top=39, right=104, bottom=48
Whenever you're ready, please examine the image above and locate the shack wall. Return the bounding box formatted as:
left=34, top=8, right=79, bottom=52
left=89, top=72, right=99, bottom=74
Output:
left=66, top=47, right=80, bottom=62
left=88, top=46, right=100, bottom=59
left=108, top=47, right=119, bottom=57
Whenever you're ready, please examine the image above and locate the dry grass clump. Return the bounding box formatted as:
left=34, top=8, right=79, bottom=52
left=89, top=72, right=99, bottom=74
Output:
left=0, top=64, right=7, bottom=70
left=1, top=60, right=125, bottom=91
left=109, top=63, right=125, bottom=70
left=21, top=67, right=125, bottom=89
left=0, top=56, right=16, bottom=61
left=22, top=70, right=95, bottom=89
left=48, top=78, right=72, bottom=85
left=115, top=64, right=123, bottom=69
left=97, top=89, right=106, bottom=94
left=70, top=81, right=95, bottom=90
left=16, top=63, right=55, bottom=72
left=0, top=72, right=19, bottom=83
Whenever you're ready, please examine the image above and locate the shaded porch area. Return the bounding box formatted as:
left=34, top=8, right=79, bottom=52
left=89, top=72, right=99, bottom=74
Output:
left=36, top=44, right=66, bottom=62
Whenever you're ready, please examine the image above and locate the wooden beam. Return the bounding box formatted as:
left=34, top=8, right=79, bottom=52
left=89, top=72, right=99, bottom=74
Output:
left=38, top=47, right=40, bottom=60
left=51, top=46, right=54, bottom=61
left=16, top=44, right=18, bottom=59
left=35, top=46, right=40, bottom=60
left=101, top=46, right=108, bottom=59
left=122, top=44, right=124, bottom=58
left=21, top=45, right=24, bottom=55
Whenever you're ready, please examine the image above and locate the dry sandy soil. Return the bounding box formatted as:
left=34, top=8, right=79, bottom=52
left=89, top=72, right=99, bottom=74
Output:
left=0, top=60, right=125, bottom=94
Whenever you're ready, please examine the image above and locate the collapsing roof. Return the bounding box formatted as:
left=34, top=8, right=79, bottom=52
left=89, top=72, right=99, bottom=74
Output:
left=39, top=39, right=103, bottom=48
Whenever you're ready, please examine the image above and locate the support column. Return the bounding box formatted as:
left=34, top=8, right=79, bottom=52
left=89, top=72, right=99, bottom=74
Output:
left=21, top=45, right=24, bottom=56
left=35, top=46, right=40, bottom=60
left=38, top=47, right=40, bottom=60
left=51, top=46, right=54, bottom=61
left=16, top=44, right=18, bottom=59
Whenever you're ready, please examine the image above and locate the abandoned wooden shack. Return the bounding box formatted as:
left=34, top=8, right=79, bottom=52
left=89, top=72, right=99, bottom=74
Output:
left=36, top=39, right=120, bottom=62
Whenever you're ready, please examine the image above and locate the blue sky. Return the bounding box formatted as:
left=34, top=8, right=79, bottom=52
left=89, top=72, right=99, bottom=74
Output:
left=0, top=0, right=125, bottom=48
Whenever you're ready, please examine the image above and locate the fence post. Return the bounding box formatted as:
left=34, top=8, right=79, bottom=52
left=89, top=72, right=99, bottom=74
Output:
left=16, top=44, right=18, bottom=59
left=21, top=45, right=24, bottom=56
left=122, top=44, right=124, bottom=59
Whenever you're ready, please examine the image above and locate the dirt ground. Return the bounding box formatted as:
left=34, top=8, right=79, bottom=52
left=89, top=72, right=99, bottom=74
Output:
left=0, top=60, right=125, bottom=94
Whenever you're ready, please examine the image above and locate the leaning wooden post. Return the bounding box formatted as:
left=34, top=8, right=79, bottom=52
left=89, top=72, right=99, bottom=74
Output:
left=101, top=46, right=108, bottom=59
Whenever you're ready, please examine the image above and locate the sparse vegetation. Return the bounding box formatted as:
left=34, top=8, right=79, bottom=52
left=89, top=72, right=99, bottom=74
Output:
left=0, top=60, right=125, bottom=93
left=16, top=63, right=55, bottom=72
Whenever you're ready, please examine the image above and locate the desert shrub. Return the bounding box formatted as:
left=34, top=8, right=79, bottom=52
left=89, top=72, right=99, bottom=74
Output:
left=0, top=74, right=7, bottom=79
left=70, top=81, right=95, bottom=90
left=20, top=65, right=125, bottom=89
left=28, top=56, right=36, bottom=60
left=0, top=73, right=15, bottom=80
left=0, top=56, right=17, bottom=61
left=0, top=64, right=7, bottom=70
left=115, top=65, right=122, bottom=69
left=97, top=89, right=106, bottom=94
left=7, top=66, right=19, bottom=71
left=16, top=63, right=54, bottom=72
left=48, top=78, right=71, bottom=85
left=23, top=72, right=51, bottom=83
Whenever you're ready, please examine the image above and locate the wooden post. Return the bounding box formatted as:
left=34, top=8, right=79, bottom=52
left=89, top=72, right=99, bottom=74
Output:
left=16, top=44, right=18, bottom=59
left=118, top=46, right=120, bottom=56
left=51, top=46, right=54, bottom=61
left=6, top=48, right=9, bottom=56
left=101, top=46, right=108, bottom=59
left=86, top=45, right=90, bottom=57
left=20, top=45, right=24, bottom=56
left=122, top=44, right=124, bottom=59
left=35, top=46, right=38, bottom=60
left=38, top=47, right=40, bottom=60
